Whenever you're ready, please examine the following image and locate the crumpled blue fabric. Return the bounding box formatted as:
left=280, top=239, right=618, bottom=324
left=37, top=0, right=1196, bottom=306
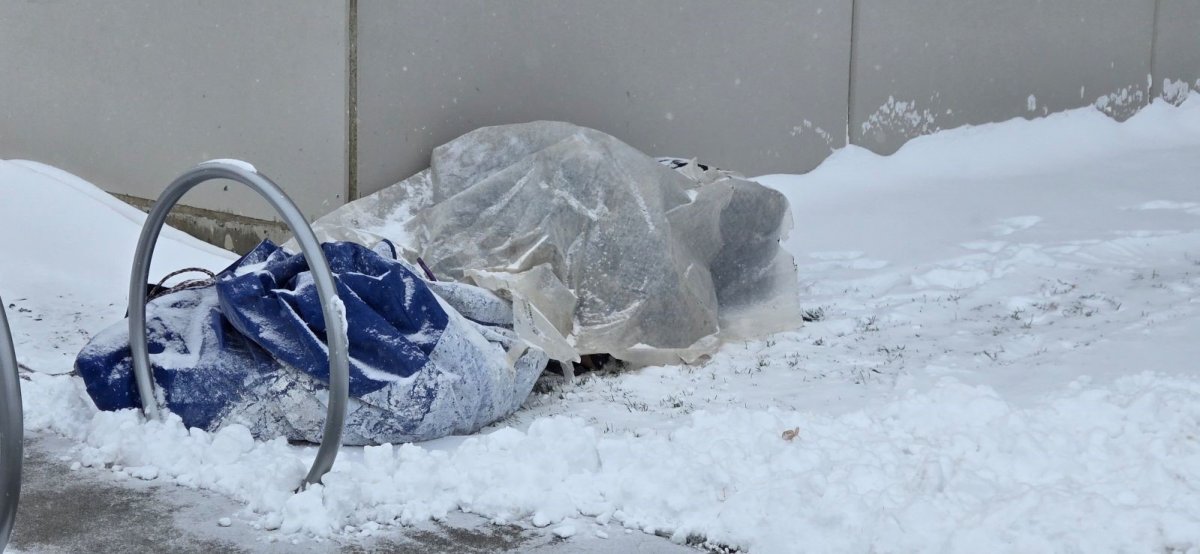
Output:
left=76, top=286, right=280, bottom=431
left=217, top=240, right=450, bottom=396
left=75, top=240, right=547, bottom=444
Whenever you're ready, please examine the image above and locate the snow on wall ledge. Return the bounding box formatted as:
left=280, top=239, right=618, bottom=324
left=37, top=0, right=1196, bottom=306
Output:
left=856, top=81, right=1158, bottom=154
left=7, top=94, right=1200, bottom=552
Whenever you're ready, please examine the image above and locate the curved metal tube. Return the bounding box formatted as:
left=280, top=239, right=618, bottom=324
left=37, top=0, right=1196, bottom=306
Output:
left=128, top=162, right=349, bottom=486
left=0, top=297, right=23, bottom=551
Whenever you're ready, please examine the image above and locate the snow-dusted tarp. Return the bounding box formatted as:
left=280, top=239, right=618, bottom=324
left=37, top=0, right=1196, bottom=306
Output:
left=304, top=122, right=801, bottom=365
left=75, top=240, right=547, bottom=445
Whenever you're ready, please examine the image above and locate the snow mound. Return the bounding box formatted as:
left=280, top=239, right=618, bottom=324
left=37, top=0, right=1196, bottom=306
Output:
left=0, top=160, right=234, bottom=373
left=21, top=370, right=1200, bottom=551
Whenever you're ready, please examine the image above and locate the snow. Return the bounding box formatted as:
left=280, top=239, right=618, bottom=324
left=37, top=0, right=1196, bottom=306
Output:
left=199, top=158, right=258, bottom=173
left=552, top=523, right=577, bottom=539
left=4, top=95, right=1200, bottom=552
left=0, top=160, right=234, bottom=374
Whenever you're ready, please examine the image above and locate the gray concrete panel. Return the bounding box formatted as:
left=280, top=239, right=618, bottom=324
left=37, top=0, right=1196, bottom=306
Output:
left=1152, top=0, right=1200, bottom=103
left=0, top=1, right=348, bottom=221
left=850, top=1, right=1156, bottom=154
left=356, top=0, right=851, bottom=196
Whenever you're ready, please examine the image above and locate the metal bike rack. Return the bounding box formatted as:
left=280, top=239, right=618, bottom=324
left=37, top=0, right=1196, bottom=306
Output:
left=128, top=161, right=349, bottom=487
left=0, top=297, right=23, bottom=552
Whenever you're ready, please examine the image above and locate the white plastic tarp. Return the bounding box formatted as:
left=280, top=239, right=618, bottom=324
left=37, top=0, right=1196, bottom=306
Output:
left=299, top=122, right=800, bottom=365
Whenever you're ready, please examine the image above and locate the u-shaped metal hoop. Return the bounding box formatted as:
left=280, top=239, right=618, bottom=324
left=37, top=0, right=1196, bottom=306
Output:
left=0, top=297, right=23, bottom=551
left=128, top=161, right=349, bottom=486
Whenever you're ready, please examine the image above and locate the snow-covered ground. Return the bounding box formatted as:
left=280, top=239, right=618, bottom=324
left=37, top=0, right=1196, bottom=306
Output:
left=3, top=96, right=1200, bottom=553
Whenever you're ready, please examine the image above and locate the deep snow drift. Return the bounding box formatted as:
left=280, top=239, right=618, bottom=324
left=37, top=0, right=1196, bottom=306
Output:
left=3, top=96, right=1200, bottom=552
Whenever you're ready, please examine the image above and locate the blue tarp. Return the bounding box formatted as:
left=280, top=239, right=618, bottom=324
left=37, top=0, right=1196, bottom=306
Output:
left=218, top=240, right=450, bottom=396
left=75, top=240, right=548, bottom=445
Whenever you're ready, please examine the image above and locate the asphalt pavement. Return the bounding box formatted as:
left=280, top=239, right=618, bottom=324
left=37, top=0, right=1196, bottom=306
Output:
left=8, top=434, right=695, bottom=553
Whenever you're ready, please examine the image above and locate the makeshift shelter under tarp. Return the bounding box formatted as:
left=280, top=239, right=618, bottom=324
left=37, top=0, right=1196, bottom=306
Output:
left=302, top=121, right=800, bottom=365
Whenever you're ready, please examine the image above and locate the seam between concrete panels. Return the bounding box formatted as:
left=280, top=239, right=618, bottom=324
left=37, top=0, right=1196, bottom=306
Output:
left=347, top=0, right=359, bottom=202
left=1150, top=0, right=1162, bottom=99
left=845, top=0, right=859, bottom=147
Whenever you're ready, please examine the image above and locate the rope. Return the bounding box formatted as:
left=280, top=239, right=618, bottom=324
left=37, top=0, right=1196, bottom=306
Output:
left=416, top=257, right=438, bottom=282
left=147, top=267, right=217, bottom=301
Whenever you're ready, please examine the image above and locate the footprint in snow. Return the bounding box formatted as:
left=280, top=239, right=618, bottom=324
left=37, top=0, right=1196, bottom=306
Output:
left=809, top=250, right=865, bottom=261
left=960, top=240, right=1008, bottom=253
left=911, top=267, right=992, bottom=290
left=1132, top=200, right=1199, bottom=210
left=808, top=250, right=889, bottom=270
left=990, top=215, right=1043, bottom=237
left=1130, top=200, right=1200, bottom=216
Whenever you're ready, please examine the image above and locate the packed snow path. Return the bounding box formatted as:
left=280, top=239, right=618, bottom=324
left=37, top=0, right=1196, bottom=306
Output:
left=2, top=97, right=1199, bottom=552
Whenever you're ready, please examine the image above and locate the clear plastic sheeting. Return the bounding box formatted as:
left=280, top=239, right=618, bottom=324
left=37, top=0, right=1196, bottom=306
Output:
left=305, top=122, right=800, bottom=365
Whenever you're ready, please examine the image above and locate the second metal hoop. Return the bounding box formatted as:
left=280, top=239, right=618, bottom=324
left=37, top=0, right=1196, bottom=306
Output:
left=0, top=297, right=23, bottom=552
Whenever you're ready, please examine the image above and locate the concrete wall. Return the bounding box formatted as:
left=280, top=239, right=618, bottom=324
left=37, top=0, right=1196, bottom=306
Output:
left=355, top=0, right=852, bottom=197
left=0, top=1, right=349, bottom=225
left=850, top=0, right=1157, bottom=154
left=2, top=1, right=1200, bottom=252
left=1152, top=0, right=1200, bottom=103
